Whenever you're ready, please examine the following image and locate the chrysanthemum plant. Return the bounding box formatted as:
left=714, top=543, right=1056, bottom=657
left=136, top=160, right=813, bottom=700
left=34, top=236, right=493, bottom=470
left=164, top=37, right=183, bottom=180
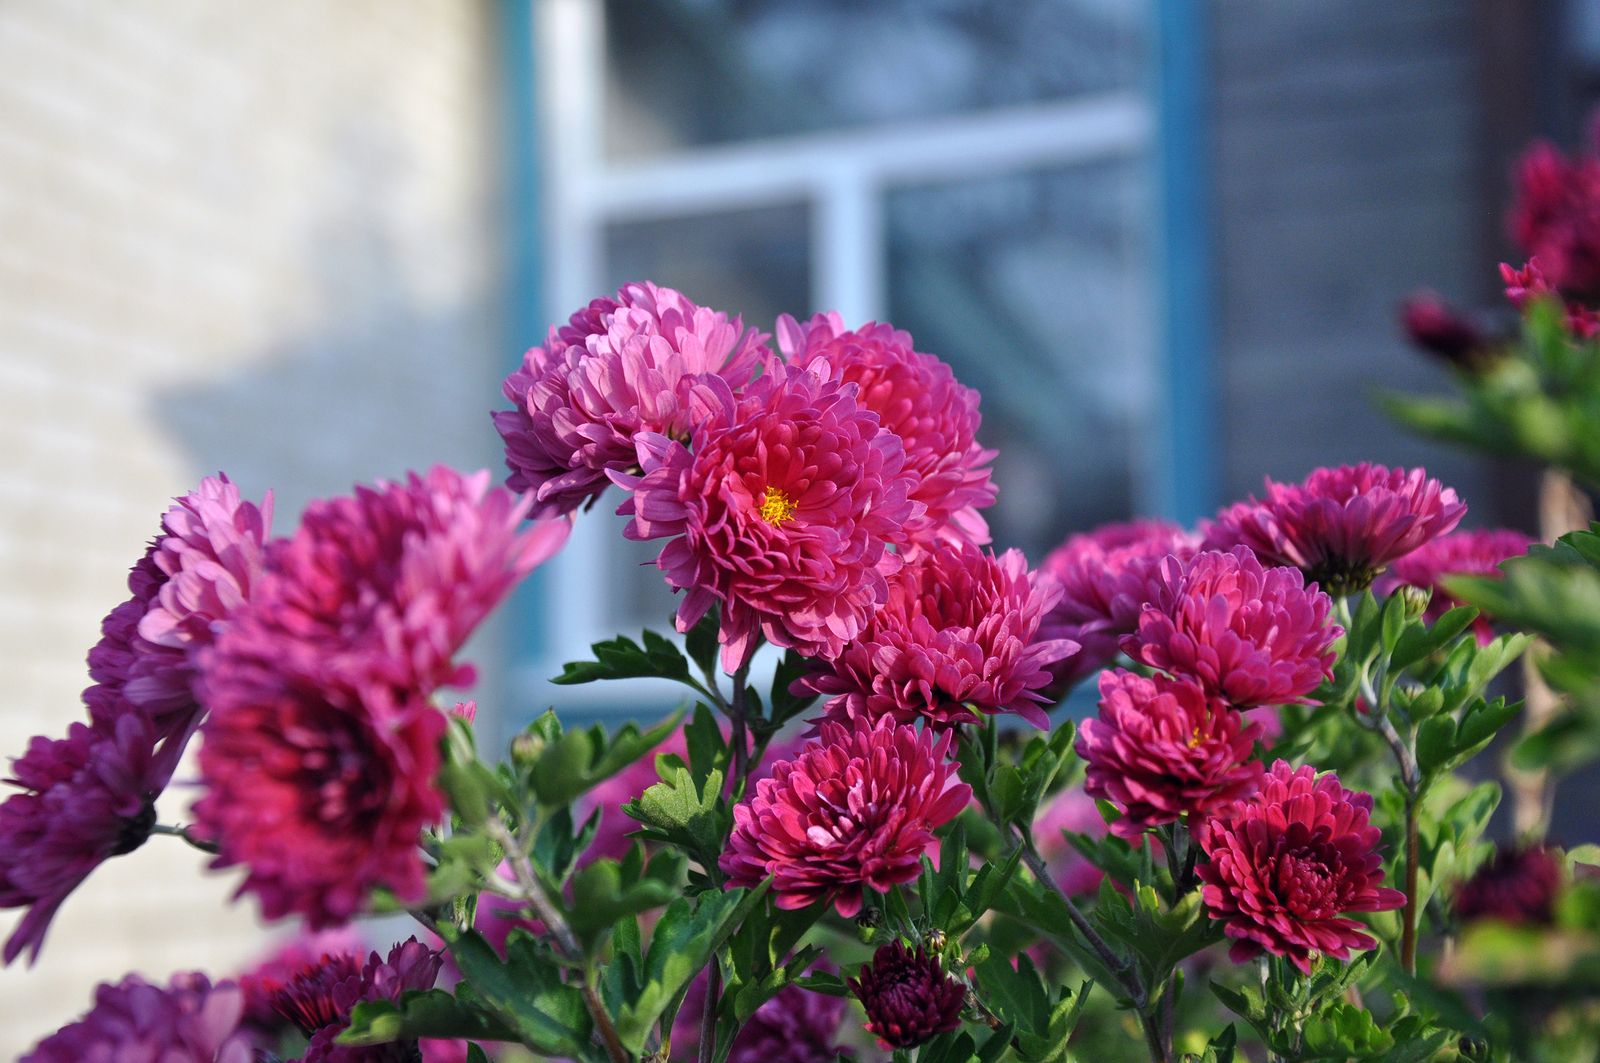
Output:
left=5, top=282, right=1591, bottom=1063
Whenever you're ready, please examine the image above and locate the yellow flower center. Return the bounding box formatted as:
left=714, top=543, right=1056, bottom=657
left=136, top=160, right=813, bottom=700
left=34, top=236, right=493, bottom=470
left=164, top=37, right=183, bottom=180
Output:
left=759, top=487, right=798, bottom=525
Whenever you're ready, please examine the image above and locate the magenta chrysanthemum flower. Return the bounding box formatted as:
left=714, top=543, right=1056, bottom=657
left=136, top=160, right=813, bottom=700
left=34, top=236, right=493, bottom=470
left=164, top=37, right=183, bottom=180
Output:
left=1454, top=844, right=1564, bottom=926
left=269, top=937, right=443, bottom=1063
left=719, top=718, right=970, bottom=916
left=1, top=716, right=171, bottom=965
left=618, top=363, right=917, bottom=672
left=84, top=474, right=272, bottom=741
left=238, top=926, right=368, bottom=1038
left=1509, top=139, right=1600, bottom=299
left=847, top=941, right=966, bottom=1049
left=795, top=545, right=1076, bottom=730
left=195, top=467, right=568, bottom=925
left=1123, top=548, right=1339, bottom=708
left=1500, top=257, right=1600, bottom=338
left=778, top=312, right=996, bottom=551
left=1203, top=464, right=1467, bottom=596
left=1196, top=760, right=1405, bottom=973
left=1398, top=291, right=1501, bottom=370
left=1376, top=528, right=1533, bottom=643
left=1037, top=519, right=1200, bottom=688
left=22, top=971, right=252, bottom=1063
left=674, top=964, right=852, bottom=1063
left=1077, top=669, right=1262, bottom=839
left=495, top=281, right=771, bottom=517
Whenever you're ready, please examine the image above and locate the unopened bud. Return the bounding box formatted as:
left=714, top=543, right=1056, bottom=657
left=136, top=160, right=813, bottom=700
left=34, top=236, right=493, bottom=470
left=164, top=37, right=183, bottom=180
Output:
left=923, top=928, right=948, bottom=954
left=1396, top=584, right=1432, bottom=622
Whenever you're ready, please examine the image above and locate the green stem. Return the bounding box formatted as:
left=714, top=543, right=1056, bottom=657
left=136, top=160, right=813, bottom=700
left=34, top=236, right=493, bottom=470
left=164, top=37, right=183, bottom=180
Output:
left=486, top=817, right=628, bottom=1063
left=150, top=823, right=220, bottom=855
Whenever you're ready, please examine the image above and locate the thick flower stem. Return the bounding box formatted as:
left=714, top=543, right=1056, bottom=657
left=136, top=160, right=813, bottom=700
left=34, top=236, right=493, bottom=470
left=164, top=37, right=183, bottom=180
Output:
left=487, top=817, right=629, bottom=1063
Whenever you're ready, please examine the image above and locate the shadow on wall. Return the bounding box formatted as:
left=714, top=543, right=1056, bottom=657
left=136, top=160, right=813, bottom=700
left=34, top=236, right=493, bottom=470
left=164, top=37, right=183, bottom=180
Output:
left=150, top=117, right=508, bottom=524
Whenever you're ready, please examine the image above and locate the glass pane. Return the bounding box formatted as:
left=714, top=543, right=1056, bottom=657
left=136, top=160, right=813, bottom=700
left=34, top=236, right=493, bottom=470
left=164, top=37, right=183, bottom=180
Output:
left=601, top=202, right=812, bottom=627
left=603, top=0, right=1149, bottom=161
left=885, top=161, right=1153, bottom=562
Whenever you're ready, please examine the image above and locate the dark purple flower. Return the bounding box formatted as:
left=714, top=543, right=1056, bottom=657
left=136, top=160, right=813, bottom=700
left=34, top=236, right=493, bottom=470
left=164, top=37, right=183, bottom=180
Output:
left=1, top=715, right=170, bottom=965
left=22, top=971, right=253, bottom=1062
left=1455, top=844, right=1564, bottom=926
left=1196, top=761, right=1405, bottom=973
left=673, top=964, right=853, bottom=1063
left=847, top=940, right=965, bottom=1049
left=1122, top=548, right=1340, bottom=708
left=1399, top=291, right=1499, bottom=370
left=271, top=937, right=444, bottom=1062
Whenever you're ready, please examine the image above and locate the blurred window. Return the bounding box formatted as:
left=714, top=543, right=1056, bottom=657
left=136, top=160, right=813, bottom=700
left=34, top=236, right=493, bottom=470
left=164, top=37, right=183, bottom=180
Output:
left=522, top=0, right=1155, bottom=717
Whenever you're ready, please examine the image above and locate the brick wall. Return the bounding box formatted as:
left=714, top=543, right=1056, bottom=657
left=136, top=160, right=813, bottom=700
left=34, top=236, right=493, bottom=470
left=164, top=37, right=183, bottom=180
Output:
left=0, top=1, right=508, bottom=1053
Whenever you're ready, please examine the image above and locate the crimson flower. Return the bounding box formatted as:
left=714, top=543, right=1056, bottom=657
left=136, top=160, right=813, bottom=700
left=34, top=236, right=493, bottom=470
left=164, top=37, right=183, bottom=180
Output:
left=1196, top=761, right=1405, bottom=973
left=1500, top=257, right=1600, bottom=337
left=1077, top=669, right=1261, bottom=839
left=1509, top=138, right=1600, bottom=299
left=779, top=311, right=995, bottom=551
left=1037, top=519, right=1199, bottom=688
left=495, top=281, right=770, bottom=517
left=1454, top=844, right=1564, bottom=926
left=796, top=544, right=1076, bottom=730
left=719, top=718, right=969, bottom=916
left=618, top=362, right=917, bottom=672
left=195, top=467, right=568, bottom=925
left=847, top=941, right=965, bottom=1049
left=1122, top=547, right=1339, bottom=708
left=1398, top=291, right=1501, bottom=370
left=22, top=971, right=252, bottom=1063
left=1204, top=464, right=1466, bottom=596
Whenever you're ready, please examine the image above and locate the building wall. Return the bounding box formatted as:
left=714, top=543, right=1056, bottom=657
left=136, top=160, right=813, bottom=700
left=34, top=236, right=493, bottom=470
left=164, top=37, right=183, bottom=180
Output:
left=0, top=1, right=508, bottom=1054
left=1211, top=1, right=1512, bottom=525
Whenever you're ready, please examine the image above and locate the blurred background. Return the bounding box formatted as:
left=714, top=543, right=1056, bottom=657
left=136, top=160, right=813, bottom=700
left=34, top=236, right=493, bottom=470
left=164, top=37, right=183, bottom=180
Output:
left=0, top=0, right=1593, bottom=1054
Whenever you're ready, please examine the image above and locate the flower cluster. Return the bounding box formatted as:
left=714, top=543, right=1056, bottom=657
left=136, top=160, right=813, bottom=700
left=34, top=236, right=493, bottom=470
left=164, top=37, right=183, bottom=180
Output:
left=266, top=937, right=444, bottom=1062
left=1, top=475, right=271, bottom=965
left=194, top=467, right=569, bottom=925
left=1197, top=761, right=1405, bottom=972
left=720, top=717, right=970, bottom=916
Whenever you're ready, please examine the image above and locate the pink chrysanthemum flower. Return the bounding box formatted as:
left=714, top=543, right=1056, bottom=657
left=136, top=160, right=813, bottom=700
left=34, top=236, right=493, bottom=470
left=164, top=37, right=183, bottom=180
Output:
left=1196, top=760, right=1405, bottom=973
left=1375, top=528, right=1533, bottom=643
left=1037, top=519, right=1200, bottom=689
left=23, top=971, right=252, bottom=1063
left=795, top=545, right=1076, bottom=730
left=1203, top=464, right=1467, bottom=596
left=1, top=716, right=170, bottom=965
left=195, top=467, right=568, bottom=925
left=269, top=937, right=443, bottom=1063
left=1034, top=789, right=1110, bottom=897
left=84, top=475, right=272, bottom=741
left=778, top=312, right=996, bottom=551
left=618, top=363, right=917, bottom=672
left=1077, top=669, right=1262, bottom=839
left=1123, top=548, right=1339, bottom=708
left=495, top=282, right=771, bottom=517
left=1454, top=843, right=1564, bottom=926
left=719, top=718, right=970, bottom=917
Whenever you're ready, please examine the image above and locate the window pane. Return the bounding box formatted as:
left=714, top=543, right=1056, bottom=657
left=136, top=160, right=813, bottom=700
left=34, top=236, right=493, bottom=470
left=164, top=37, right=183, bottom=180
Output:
left=603, top=0, right=1149, bottom=161
left=885, top=161, right=1153, bottom=561
left=601, top=202, right=812, bottom=628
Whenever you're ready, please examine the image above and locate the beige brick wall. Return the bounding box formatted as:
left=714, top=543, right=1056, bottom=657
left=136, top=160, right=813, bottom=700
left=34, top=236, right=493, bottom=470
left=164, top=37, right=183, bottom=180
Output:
left=0, top=0, right=509, bottom=1053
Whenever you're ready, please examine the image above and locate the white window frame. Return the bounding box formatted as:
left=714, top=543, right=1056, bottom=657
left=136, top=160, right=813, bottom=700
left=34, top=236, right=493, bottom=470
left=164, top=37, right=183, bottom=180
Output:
left=518, top=0, right=1157, bottom=715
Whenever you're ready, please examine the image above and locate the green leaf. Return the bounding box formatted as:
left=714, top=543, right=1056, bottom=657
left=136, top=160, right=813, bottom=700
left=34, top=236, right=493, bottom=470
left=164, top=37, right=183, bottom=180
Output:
left=552, top=630, right=702, bottom=689
left=626, top=765, right=729, bottom=862
left=613, top=885, right=769, bottom=1053
left=1298, top=1001, right=1394, bottom=1059
left=338, top=989, right=518, bottom=1047
left=526, top=711, right=685, bottom=808
left=434, top=926, right=592, bottom=1056
left=565, top=857, right=680, bottom=950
